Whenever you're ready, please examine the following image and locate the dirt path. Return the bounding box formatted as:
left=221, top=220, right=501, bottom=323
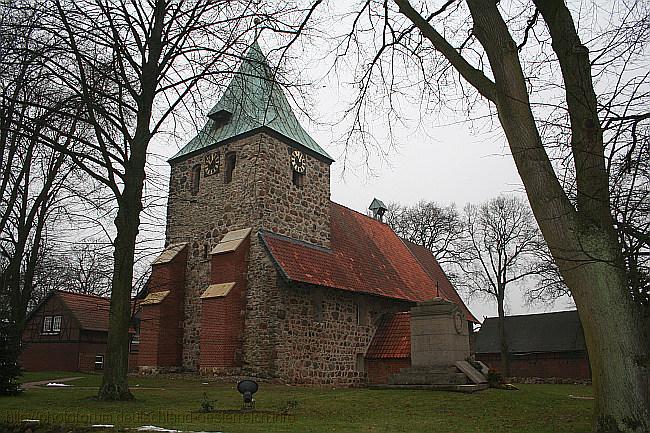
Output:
left=21, top=376, right=83, bottom=389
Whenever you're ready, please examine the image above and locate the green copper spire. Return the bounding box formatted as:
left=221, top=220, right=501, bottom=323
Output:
left=170, top=42, right=333, bottom=162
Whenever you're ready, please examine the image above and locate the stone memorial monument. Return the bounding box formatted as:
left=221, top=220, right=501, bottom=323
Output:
left=387, top=298, right=487, bottom=392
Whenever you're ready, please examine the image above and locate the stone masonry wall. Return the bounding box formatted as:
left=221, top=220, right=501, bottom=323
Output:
left=240, top=239, right=281, bottom=376
left=165, top=131, right=331, bottom=370
left=274, top=283, right=411, bottom=385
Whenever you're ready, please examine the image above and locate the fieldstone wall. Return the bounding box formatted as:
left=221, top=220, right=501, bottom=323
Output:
left=255, top=135, right=331, bottom=248
left=165, top=131, right=332, bottom=370
left=241, top=240, right=282, bottom=377
left=240, top=245, right=413, bottom=385
left=166, top=131, right=331, bottom=249
left=274, top=284, right=411, bottom=385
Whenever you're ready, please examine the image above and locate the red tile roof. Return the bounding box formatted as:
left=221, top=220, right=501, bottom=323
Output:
left=402, top=240, right=476, bottom=323
left=260, top=202, right=477, bottom=322
left=52, top=290, right=137, bottom=333
left=55, top=290, right=112, bottom=332
left=365, top=312, right=411, bottom=359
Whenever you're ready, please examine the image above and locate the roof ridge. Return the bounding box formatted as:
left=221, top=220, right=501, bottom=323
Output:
left=55, top=289, right=110, bottom=301
left=330, top=201, right=388, bottom=226
left=482, top=309, right=578, bottom=320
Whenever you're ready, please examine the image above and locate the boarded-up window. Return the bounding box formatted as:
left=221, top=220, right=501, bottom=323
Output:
left=225, top=152, right=236, bottom=183
left=191, top=164, right=201, bottom=195
left=356, top=353, right=365, bottom=372
left=292, top=171, right=305, bottom=187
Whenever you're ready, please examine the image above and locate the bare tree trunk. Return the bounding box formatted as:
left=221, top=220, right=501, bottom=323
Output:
left=98, top=219, right=137, bottom=400
left=97, top=152, right=145, bottom=400
left=496, top=293, right=510, bottom=377
left=463, top=1, right=650, bottom=431
left=568, top=254, right=649, bottom=433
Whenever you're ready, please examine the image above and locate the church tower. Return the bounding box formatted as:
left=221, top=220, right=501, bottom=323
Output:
left=139, top=42, right=333, bottom=372
left=165, top=42, right=333, bottom=249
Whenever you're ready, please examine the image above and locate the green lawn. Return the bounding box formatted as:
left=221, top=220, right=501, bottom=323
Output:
left=0, top=372, right=594, bottom=433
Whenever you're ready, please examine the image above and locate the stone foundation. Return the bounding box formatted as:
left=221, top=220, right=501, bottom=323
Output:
left=508, top=376, right=592, bottom=385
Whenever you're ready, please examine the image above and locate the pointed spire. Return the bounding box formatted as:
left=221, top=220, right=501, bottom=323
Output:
left=171, top=42, right=333, bottom=162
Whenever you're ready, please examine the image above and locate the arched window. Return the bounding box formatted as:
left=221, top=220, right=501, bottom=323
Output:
left=224, top=152, right=236, bottom=184
left=191, top=164, right=201, bottom=195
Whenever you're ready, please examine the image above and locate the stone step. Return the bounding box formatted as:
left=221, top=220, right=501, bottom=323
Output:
left=399, top=365, right=458, bottom=374
left=455, top=360, right=488, bottom=384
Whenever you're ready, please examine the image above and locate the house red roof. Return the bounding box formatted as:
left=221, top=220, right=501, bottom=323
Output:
left=50, top=290, right=137, bottom=333
left=55, top=290, right=112, bottom=332
left=365, top=312, right=411, bottom=359
left=260, top=202, right=477, bottom=322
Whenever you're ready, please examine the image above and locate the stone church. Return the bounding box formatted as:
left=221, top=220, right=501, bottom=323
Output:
left=137, top=42, right=477, bottom=385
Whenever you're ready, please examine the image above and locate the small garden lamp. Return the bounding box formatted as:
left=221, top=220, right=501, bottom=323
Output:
left=237, top=379, right=258, bottom=410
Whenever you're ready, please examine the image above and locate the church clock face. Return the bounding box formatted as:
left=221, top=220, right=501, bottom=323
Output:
left=290, top=149, right=306, bottom=173
left=204, top=152, right=220, bottom=176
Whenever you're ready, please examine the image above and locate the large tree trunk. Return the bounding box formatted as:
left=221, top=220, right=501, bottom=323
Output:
left=463, top=1, right=650, bottom=431
left=565, top=240, right=649, bottom=433
left=496, top=293, right=510, bottom=377
left=97, top=191, right=141, bottom=400
left=97, top=145, right=147, bottom=401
